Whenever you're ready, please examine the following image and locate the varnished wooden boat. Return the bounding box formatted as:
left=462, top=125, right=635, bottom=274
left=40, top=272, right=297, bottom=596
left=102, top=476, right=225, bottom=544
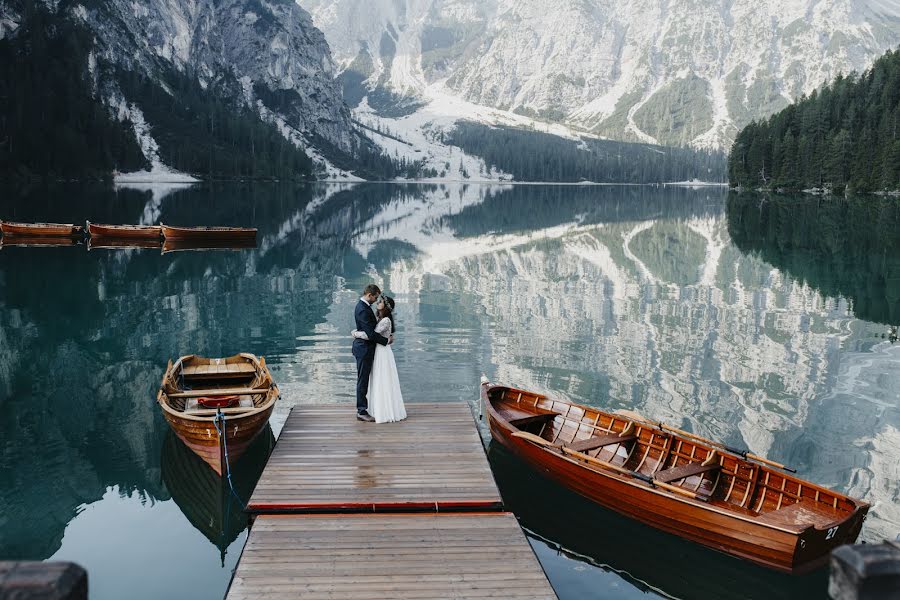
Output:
left=482, top=380, right=869, bottom=574
left=0, top=221, right=83, bottom=238
left=87, top=221, right=162, bottom=240
left=161, top=427, right=274, bottom=563
left=158, top=353, right=279, bottom=476
left=160, top=223, right=257, bottom=243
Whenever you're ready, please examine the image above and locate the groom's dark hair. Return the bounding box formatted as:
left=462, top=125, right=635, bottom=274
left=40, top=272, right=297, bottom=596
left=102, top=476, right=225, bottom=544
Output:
left=363, top=284, right=381, bottom=296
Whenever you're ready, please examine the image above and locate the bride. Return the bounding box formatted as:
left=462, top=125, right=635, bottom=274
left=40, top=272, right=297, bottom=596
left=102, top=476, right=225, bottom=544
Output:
left=352, top=295, right=407, bottom=423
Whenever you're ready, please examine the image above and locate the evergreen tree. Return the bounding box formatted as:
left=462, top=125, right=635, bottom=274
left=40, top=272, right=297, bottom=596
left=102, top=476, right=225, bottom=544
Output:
left=728, top=47, right=900, bottom=193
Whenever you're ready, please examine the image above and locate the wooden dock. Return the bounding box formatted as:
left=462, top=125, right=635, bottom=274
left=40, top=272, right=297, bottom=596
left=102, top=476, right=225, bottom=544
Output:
left=227, top=402, right=557, bottom=599
left=227, top=514, right=557, bottom=600
left=247, top=403, right=503, bottom=513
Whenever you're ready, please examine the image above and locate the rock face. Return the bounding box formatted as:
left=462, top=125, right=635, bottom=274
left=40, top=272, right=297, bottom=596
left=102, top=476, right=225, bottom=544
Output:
left=80, top=0, right=353, bottom=151
left=1, top=0, right=353, bottom=160
left=301, top=0, right=900, bottom=149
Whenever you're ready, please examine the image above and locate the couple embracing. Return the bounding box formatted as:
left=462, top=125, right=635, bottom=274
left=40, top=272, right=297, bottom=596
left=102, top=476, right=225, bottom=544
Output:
left=351, top=284, right=407, bottom=423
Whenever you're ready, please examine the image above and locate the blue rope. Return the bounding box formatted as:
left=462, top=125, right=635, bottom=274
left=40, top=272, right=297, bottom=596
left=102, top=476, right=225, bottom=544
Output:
left=214, top=410, right=246, bottom=509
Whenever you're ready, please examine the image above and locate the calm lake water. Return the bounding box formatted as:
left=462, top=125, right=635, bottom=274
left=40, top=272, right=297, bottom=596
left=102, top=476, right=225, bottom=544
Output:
left=1, top=183, right=898, bottom=599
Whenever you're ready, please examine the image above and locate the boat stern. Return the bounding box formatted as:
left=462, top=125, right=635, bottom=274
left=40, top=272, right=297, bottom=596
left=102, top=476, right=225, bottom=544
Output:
left=792, top=501, right=870, bottom=574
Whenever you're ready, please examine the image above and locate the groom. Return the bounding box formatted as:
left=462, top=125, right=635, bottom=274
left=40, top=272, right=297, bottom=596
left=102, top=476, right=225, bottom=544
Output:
left=353, top=284, right=392, bottom=422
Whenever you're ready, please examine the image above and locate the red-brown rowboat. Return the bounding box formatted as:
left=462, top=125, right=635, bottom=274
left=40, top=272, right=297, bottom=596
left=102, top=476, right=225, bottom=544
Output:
left=481, top=380, right=868, bottom=574
left=160, top=223, right=257, bottom=243
left=0, top=221, right=84, bottom=237
left=87, top=222, right=162, bottom=240
left=158, top=354, right=278, bottom=475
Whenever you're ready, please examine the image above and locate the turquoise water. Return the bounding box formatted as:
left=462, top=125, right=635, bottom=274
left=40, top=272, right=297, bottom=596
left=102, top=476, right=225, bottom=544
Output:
left=1, top=183, right=898, bottom=599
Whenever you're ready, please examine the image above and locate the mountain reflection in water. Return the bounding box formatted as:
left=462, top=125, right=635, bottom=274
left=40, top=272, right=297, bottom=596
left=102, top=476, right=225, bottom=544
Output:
left=0, top=182, right=897, bottom=600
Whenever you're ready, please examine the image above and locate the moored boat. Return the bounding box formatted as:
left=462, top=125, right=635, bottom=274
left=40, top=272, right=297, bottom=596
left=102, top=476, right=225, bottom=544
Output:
left=482, top=380, right=869, bottom=574
left=158, top=353, right=278, bottom=475
left=0, top=221, right=84, bottom=238
left=160, top=223, right=257, bottom=243
left=87, top=221, right=162, bottom=240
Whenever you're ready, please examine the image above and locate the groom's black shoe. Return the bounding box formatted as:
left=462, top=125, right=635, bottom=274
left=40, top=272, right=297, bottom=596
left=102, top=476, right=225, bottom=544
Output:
left=356, top=411, right=375, bottom=422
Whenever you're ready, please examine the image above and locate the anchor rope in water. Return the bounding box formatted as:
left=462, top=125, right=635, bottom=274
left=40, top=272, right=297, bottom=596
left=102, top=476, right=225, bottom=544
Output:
left=214, top=410, right=246, bottom=509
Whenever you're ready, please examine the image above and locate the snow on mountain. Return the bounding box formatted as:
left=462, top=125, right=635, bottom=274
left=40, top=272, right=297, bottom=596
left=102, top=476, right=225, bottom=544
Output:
left=299, top=0, right=900, bottom=150
left=82, top=0, right=354, bottom=152
left=2, top=0, right=358, bottom=175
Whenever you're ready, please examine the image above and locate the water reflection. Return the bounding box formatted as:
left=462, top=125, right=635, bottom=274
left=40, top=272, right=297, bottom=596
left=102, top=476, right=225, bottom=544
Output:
left=1, top=183, right=898, bottom=600
left=161, top=427, right=274, bottom=564
left=727, top=193, right=900, bottom=326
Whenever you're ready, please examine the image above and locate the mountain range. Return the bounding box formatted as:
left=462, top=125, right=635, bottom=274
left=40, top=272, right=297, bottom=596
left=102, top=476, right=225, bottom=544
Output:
left=303, top=0, right=900, bottom=150
left=2, top=0, right=899, bottom=180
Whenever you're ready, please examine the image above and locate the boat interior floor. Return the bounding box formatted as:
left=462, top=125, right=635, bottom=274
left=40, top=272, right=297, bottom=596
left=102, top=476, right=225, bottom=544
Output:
left=185, top=397, right=254, bottom=414
left=753, top=501, right=846, bottom=529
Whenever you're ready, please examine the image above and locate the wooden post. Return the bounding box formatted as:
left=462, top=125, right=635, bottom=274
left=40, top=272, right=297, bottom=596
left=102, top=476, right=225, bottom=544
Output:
left=0, top=562, right=87, bottom=599
left=829, top=540, right=900, bottom=599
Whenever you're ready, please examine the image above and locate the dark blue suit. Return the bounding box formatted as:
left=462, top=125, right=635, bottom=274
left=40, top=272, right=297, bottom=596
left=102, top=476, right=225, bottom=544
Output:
left=352, top=299, right=389, bottom=413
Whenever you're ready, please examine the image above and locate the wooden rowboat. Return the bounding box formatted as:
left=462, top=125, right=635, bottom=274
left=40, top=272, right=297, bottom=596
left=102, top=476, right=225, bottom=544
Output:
left=160, top=223, right=257, bottom=243
left=482, top=380, right=869, bottom=574
left=87, top=221, right=162, bottom=240
left=0, top=221, right=84, bottom=237
left=158, top=353, right=279, bottom=476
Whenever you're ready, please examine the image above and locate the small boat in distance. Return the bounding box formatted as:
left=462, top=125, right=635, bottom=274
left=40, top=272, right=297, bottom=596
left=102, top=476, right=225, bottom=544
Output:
left=87, top=221, right=162, bottom=240
left=0, top=221, right=84, bottom=238
left=482, top=380, right=868, bottom=574
left=158, top=353, right=278, bottom=475
left=160, top=223, right=257, bottom=243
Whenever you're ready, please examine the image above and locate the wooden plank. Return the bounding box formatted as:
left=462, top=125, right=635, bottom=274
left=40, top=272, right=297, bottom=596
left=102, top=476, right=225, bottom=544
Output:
left=655, top=461, right=721, bottom=484
left=225, top=514, right=557, bottom=600
left=564, top=433, right=637, bottom=453
left=247, top=403, right=503, bottom=513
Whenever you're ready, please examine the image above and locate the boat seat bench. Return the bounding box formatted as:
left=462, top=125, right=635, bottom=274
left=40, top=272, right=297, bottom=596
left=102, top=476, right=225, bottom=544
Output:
left=655, top=461, right=721, bottom=484
left=168, top=386, right=269, bottom=399
left=509, top=413, right=558, bottom=428
left=565, top=432, right=638, bottom=453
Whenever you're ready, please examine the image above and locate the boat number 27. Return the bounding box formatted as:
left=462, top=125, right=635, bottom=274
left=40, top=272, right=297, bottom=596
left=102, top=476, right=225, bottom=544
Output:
left=825, top=526, right=839, bottom=540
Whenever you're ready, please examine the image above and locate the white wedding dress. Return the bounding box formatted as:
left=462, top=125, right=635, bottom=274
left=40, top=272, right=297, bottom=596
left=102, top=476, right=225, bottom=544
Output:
left=367, top=317, right=406, bottom=423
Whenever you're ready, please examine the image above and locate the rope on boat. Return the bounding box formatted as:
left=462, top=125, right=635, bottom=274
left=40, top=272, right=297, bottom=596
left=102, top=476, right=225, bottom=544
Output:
left=214, top=410, right=247, bottom=510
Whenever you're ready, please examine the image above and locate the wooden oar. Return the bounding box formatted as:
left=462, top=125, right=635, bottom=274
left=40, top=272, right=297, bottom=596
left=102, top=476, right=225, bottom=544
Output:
left=511, top=431, right=708, bottom=501
left=651, top=422, right=796, bottom=473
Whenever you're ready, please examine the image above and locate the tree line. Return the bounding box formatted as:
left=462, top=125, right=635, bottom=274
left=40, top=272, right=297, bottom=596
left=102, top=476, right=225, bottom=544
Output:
left=117, top=68, right=314, bottom=180
left=0, top=5, right=147, bottom=180
left=448, top=122, right=727, bottom=183
left=729, top=48, right=900, bottom=194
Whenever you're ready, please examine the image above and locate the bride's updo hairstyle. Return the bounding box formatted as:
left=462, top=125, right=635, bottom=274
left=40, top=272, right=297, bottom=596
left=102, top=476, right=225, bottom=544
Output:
left=378, top=296, right=396, bottom=333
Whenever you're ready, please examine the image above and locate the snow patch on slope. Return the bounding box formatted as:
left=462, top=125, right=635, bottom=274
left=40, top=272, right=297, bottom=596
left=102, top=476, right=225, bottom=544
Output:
left=355, top=81, right=615, bottom=182
left=109, top=98, right=199, bottom=184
